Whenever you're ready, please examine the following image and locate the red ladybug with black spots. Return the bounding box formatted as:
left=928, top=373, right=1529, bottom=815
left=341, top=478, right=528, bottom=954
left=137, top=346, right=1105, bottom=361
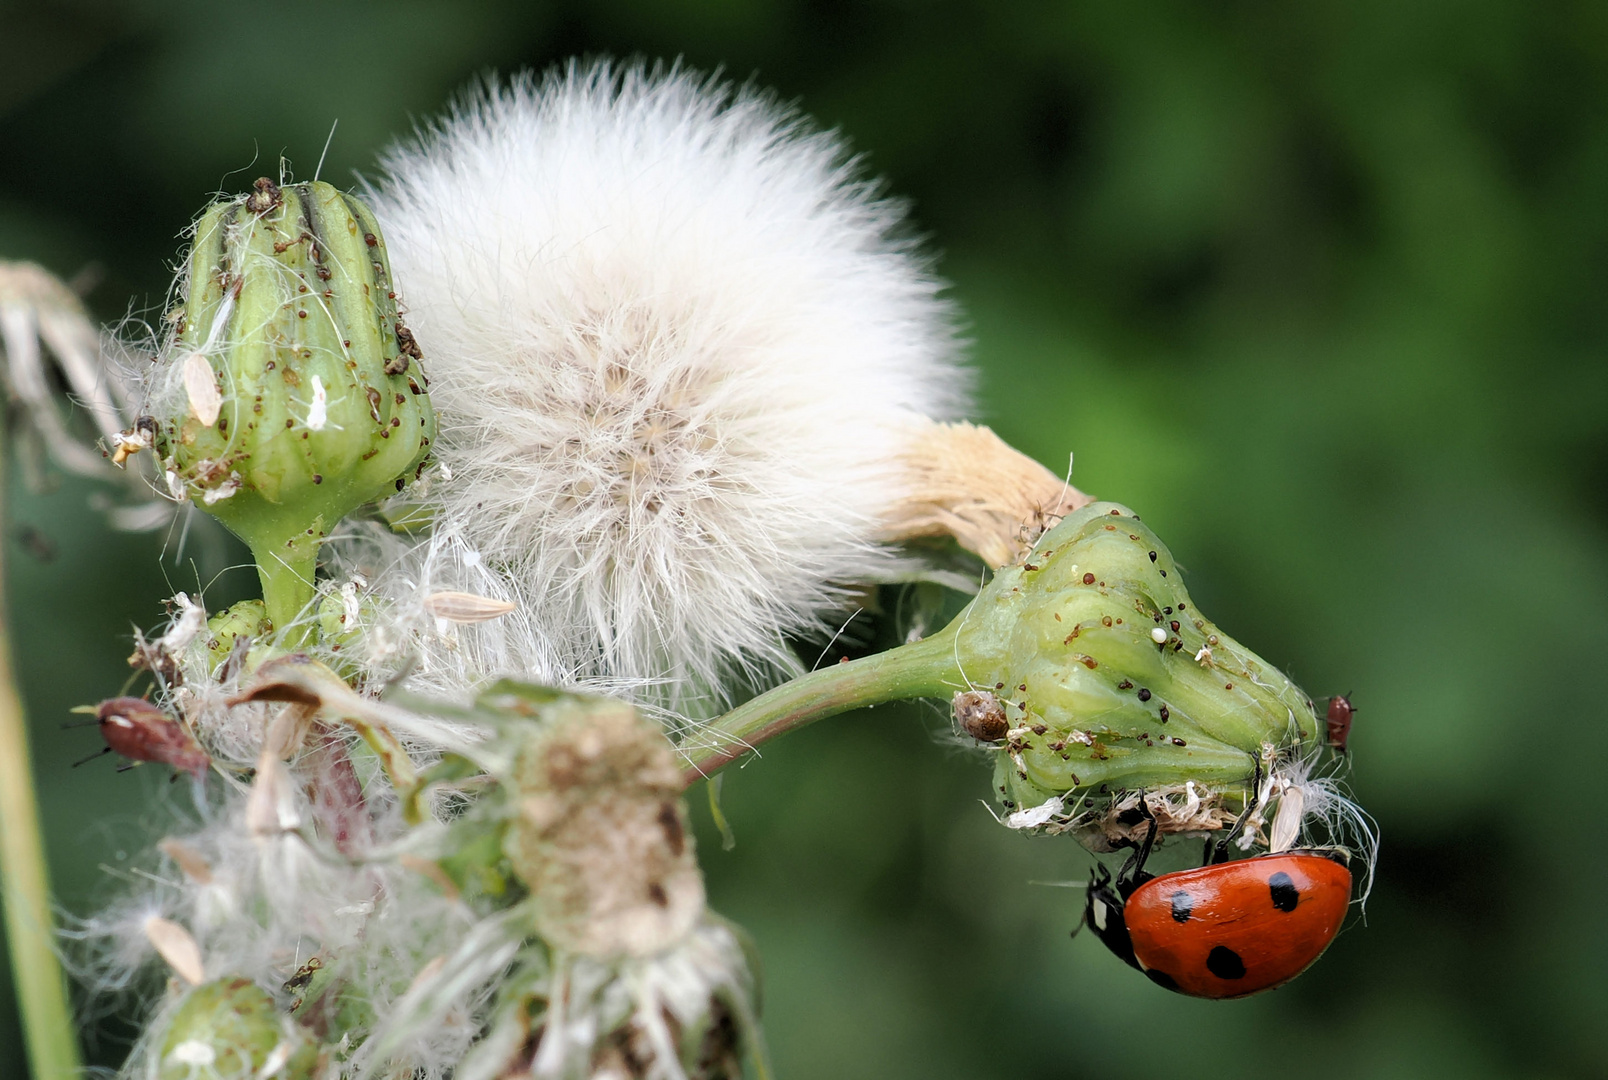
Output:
left=1082, top=807, right=1353, bottom=998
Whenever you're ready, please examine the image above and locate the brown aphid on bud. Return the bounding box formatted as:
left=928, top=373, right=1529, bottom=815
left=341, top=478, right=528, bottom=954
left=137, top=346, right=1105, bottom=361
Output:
left=953, top=689, right=1008, bottom=742
left=77, top=696, right=209, bottom=778
left=1326, top=693, right=1356, bottom=753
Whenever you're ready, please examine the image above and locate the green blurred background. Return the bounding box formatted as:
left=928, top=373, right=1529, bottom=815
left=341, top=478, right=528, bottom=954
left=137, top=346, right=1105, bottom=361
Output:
left=4, top=1, right=1606, bottom=1076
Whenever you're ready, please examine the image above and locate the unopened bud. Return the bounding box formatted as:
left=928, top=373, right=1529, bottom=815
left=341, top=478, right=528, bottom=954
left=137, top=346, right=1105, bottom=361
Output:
left=155, top=976, right=316, bottom=1080
left=151, top=178, right=435, bottom=635
left=951, top=502, right=1319, bottom=809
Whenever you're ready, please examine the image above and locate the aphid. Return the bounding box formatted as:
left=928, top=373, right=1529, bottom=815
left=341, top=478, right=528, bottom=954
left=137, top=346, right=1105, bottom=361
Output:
left=74, top=697, right=209, bottom=778
left=1080, top=806, right=1351, bottom=998
left=1325, top=694, right=1356, bottom=752
left=953, top=689, right=1008, bottom=742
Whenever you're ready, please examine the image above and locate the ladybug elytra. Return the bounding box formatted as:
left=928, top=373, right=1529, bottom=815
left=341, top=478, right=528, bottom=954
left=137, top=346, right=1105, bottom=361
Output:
left=1083, top=808, right=1352, bottom=998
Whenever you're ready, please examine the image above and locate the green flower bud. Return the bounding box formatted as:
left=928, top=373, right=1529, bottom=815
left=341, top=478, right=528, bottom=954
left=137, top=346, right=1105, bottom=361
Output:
left=689, top=502, right=1321, bottom=819
left=204, top=599, right=270, bottom=673
left=951, top=502, right=1316, bottom=809
left=155, top=976, right=317, bottom=1080
left=155, top=178, right=435, bottom=637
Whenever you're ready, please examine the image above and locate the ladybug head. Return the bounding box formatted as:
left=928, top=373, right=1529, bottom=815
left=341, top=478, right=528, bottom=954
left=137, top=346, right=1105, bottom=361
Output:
left=1081, top=864, right=1141, bottom=971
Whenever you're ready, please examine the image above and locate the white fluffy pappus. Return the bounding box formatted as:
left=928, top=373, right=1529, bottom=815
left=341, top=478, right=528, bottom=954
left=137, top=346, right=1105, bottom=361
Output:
left=67, top=723, right=490, bottom=1079
left=364, top=60, right=967, bottom=714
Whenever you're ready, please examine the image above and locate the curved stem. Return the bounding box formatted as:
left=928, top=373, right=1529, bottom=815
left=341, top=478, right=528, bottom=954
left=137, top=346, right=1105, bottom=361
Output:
left=0, top=434, right=81, bottom=1077
left=680, top=629, right=965, bottom=786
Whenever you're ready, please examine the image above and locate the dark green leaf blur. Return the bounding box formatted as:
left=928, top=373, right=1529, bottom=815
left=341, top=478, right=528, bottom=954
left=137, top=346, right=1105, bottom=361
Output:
left=3, top=2, right=1603, bottom=1076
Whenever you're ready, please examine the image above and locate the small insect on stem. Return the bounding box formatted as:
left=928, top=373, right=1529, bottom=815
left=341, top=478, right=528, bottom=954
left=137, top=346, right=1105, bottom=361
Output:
left=953, top=689, right=1008, bottom=742
left=1325, top=693, right=1356, bottom=753
left=73, top=697, right=209, bottom=778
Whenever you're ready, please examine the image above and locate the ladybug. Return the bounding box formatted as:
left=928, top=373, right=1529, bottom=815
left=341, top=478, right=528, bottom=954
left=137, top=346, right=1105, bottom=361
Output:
left=1083, top=810, right=1352, bottom=998
left=1325, top=693, right=1356, bottom=752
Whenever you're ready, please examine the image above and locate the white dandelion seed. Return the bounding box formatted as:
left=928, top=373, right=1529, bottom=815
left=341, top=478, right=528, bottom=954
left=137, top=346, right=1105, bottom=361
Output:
left=362, top=60, right=969, bottom=714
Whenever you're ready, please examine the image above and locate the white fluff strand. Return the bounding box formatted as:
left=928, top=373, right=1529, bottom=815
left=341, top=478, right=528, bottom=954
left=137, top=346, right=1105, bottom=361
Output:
left=365, top=61, right=967, bottom=714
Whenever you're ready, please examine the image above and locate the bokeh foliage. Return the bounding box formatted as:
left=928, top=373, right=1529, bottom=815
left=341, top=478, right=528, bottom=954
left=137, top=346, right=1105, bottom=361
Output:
left=3, top=2, right=1606, bottom=1076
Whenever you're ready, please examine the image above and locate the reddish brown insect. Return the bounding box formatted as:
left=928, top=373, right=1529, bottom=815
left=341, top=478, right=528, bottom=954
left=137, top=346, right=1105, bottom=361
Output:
left=1325, top=694, right=1356, bottom=753
left=75, top=697, right=209, bottom=778
left=953, top=689, right=1008, bottom=742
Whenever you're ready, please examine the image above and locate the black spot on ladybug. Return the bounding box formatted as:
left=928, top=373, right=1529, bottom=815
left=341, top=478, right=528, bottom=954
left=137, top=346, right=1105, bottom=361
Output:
left=1145, top=968, right=1179, bottom=991
left=1206, top=946, right=1246, bottom=980
left=1169, top=890, right=1193, bottom=922
left=1268, top=872, right=1300, bottom=912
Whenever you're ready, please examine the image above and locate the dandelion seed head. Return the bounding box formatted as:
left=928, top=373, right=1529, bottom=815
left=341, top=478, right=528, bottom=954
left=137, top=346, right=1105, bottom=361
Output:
left=366, top=60, right=967, bottom=713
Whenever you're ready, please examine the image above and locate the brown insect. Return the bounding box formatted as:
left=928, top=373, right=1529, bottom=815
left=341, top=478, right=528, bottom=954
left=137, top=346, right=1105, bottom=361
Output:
left=1325, top=693, right=1356, bottom=753
left=283, top=955, right=323, bottom=995
left=73, top=697, right=209, bottom=778
left=953, top=689, right=1008, bottom=742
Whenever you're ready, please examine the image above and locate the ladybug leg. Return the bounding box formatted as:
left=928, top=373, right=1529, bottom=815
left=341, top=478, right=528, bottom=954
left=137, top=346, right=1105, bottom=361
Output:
left=1117, top=794, right=1159, bottom=893
left=1208, top=757, right=1264, bottom=865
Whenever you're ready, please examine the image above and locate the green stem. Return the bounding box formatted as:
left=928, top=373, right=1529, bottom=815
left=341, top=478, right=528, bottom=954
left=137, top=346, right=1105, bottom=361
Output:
left=680, top=628, right=964, bottom=786
left=252, top=519, right=322, bottom=647
left=0, top=438, right=81, bottom=1077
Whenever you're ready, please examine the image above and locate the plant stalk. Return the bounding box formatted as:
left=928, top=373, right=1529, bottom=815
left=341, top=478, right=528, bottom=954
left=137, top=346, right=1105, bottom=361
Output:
left=0, top=431, right=82, bottom=1078
left=252, top=520, right=322, bottom=648
left=680, top=628, right=963, bottom=786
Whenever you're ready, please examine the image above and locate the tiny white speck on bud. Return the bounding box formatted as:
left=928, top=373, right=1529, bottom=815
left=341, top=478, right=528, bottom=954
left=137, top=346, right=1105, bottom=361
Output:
left=199, top=472, right=240, bottom=504
left=306, top=374, right=327, bottom=431
left=142, top=915, right=205, bottom=986
left=169, top=1040, right=216, bottom=1067
left=1150, top=627, right=1168, bottom=644
left=182, top=352, right=221, bottom=427
left=158, top=593, right=207, bottom=655
left=1194, top=645, right=1214, bottom=665
left=1006, top=795, right=1063, bottom=830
